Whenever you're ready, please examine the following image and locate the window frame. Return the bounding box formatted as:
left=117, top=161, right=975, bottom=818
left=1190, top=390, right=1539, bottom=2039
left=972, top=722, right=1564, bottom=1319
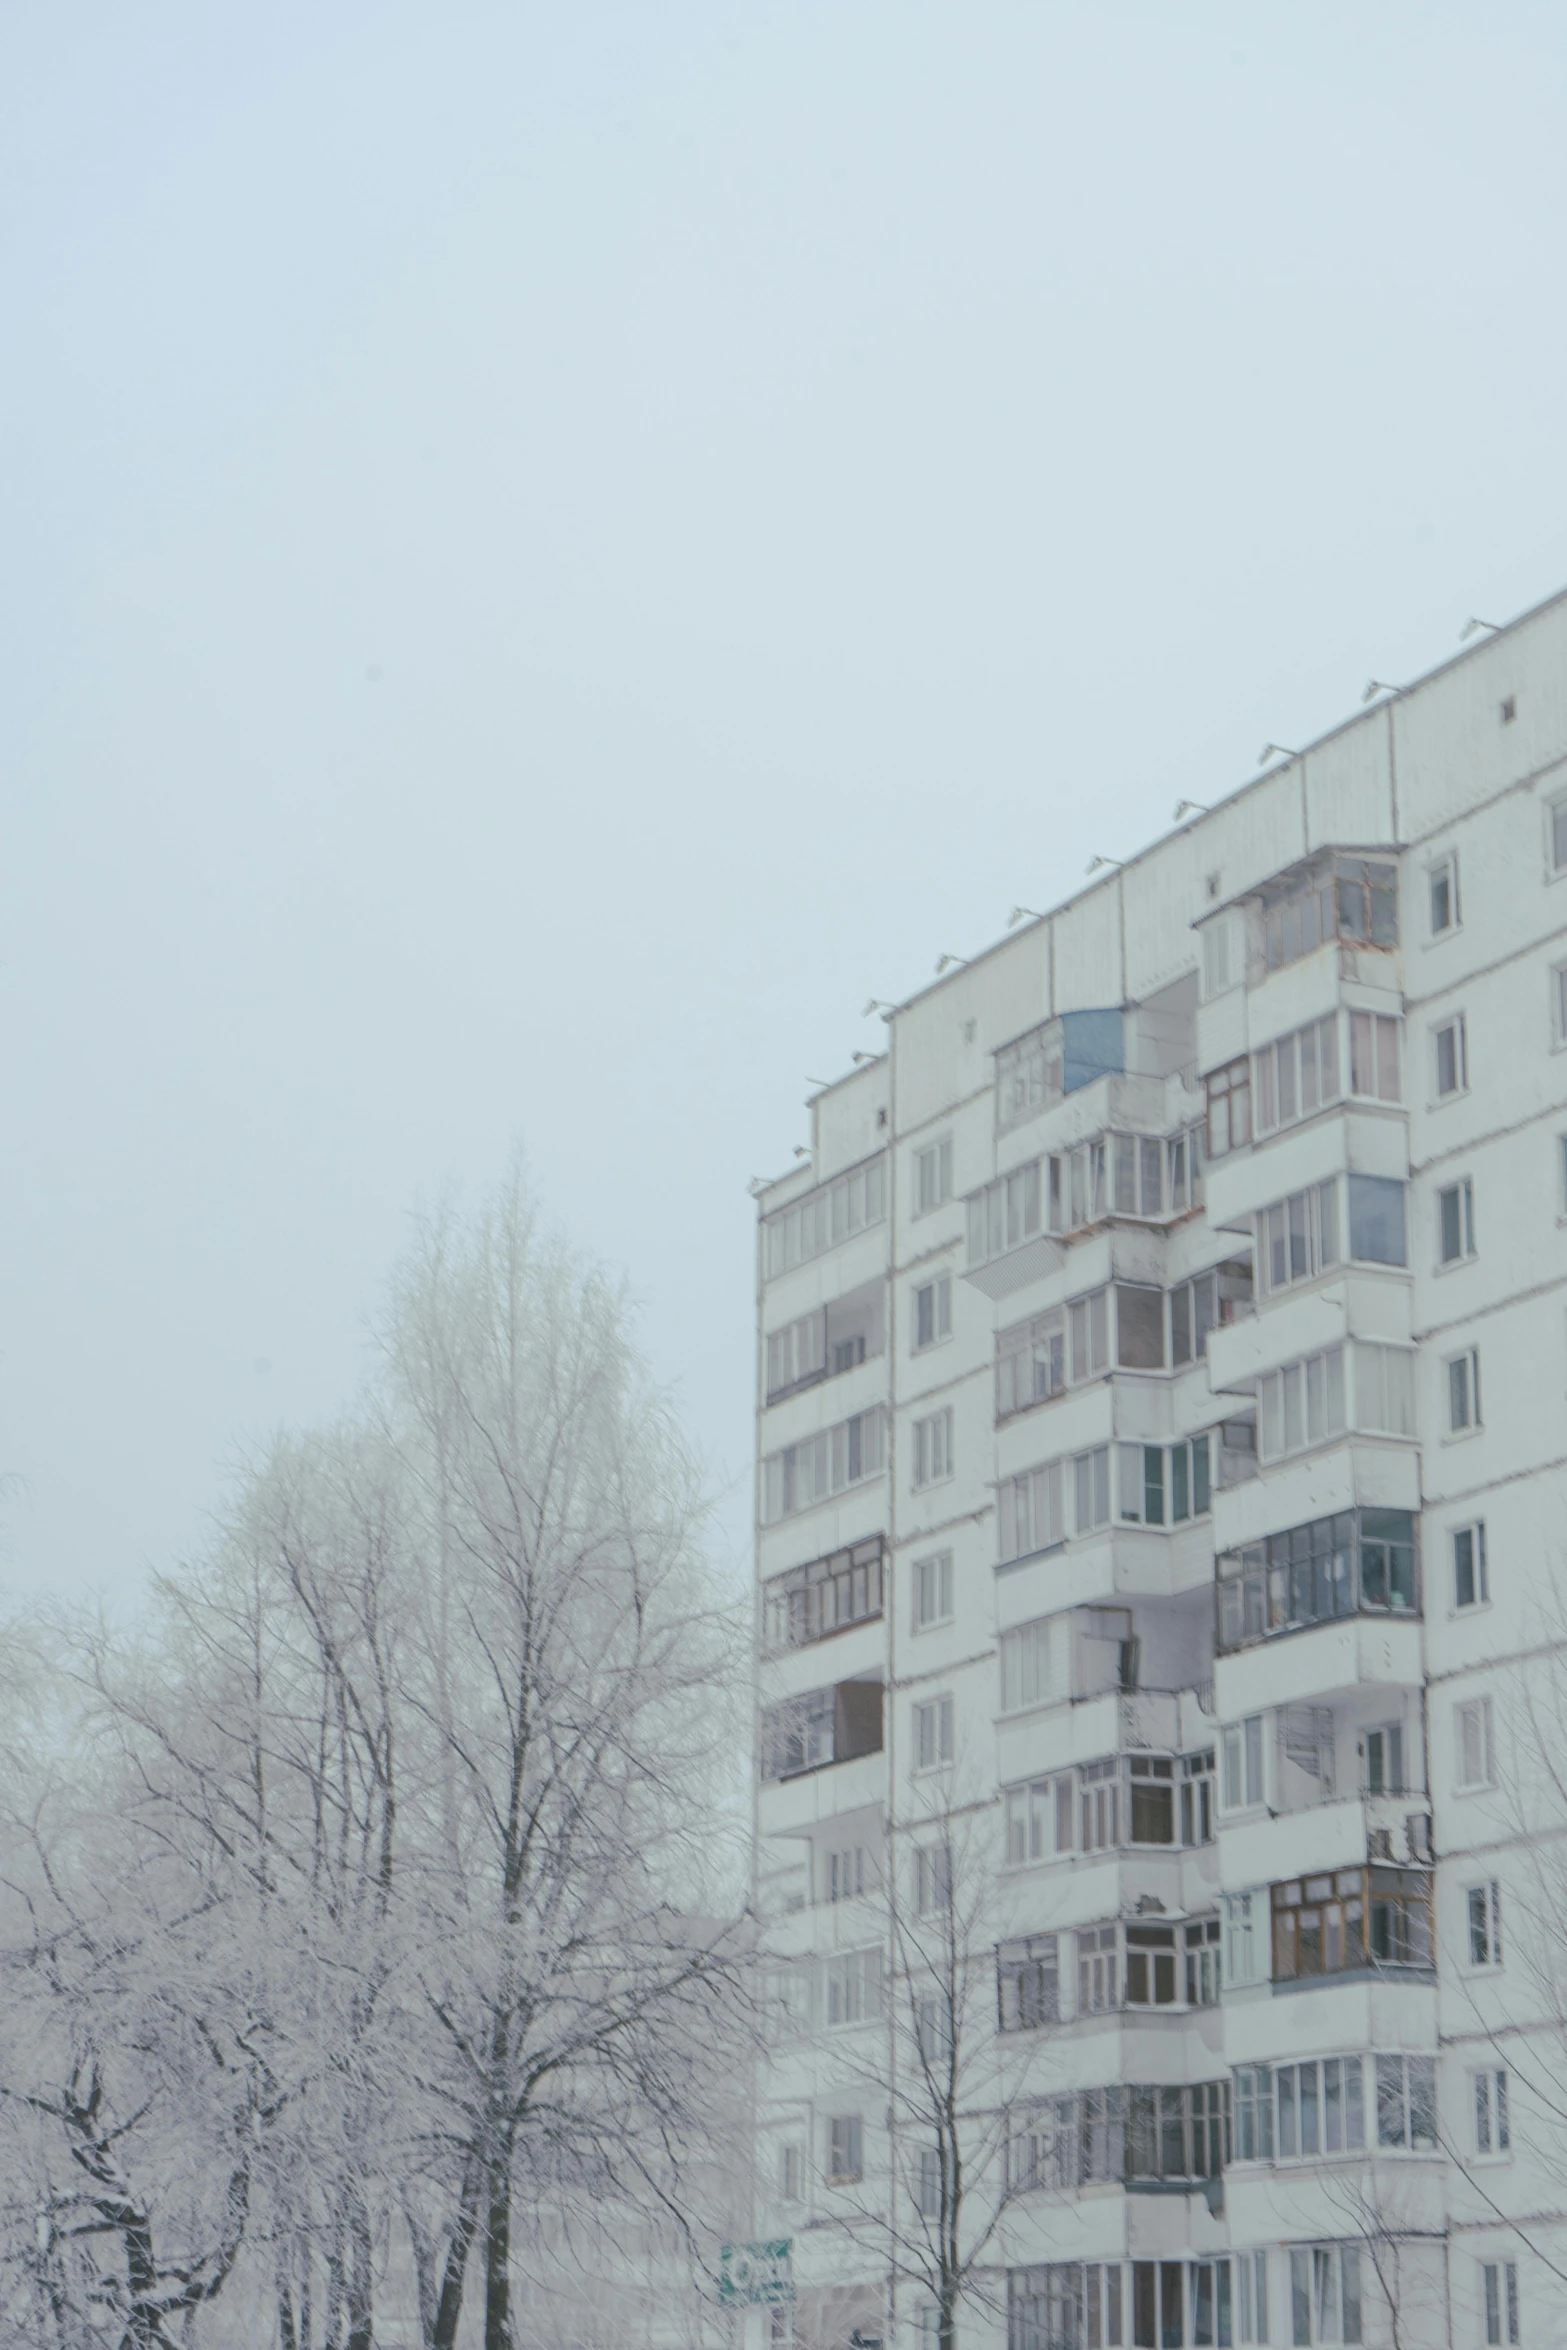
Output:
left=1433, top=1012, right=1469, bottom=1100
left=912, top=1270, right=953, bottom=1354
left=912, top=1548, right=955, bottom=1633
left=913, top=1692, right=955, bottom=1774
left=913, top=1135, right=954, bottom=1217
left=1552, top=960, right=1567, bottom=1051
left=1482, top=2258, right=1521, bottom=2348
left=825, top=2112, right=864, bottom=2185
left=1453, top=1521, right=1489, bottom=1612
left=1549, top=784, right=1567, bottom=877
left=912, top=1405, right=955, bottom=1489
left=1446, top=1345, right=1482, bottom=1436
left=1455, top=1695, right=1497, bottom=1793
left=1437, top=1175, right=1477, bottom=1266
left=1466, top=1877, right=1503, bottom=1970
left=1473, top=2065, right=1512, bottom=2159
left=1428, top=853, right=1460, bottom=938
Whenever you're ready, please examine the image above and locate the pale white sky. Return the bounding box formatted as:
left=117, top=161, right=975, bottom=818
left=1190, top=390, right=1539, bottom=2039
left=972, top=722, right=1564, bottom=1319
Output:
left=5, top=3, right=1567, bottom=1600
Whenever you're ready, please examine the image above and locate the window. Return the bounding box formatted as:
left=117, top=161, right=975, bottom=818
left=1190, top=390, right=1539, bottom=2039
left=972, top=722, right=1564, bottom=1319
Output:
left=1551, top=959, right=1567, bottom=1049
left=826, top=2113, right=863, bottom=2183
left=1355, top=1343, right=1416, bottom=1436
left=779, top=2142, right=804, bottom=2202
left=1255, top=1014, right=1342, bottom=1133
left=1264, top=857, right=1397, bottom=974
left=1257, top=1347, right=1347, bottom=1461
left=1482, top=2260, right=1520, bottom=2347
left=1456, top=1697, right=1496, bottom=1790
left=1454, top=1522, right=1489, bottom=1609
left=995, top=1020, right=1065, bottom=1129
left=1376, top=2053, right=1438, bottom=2149
left=1223, top=1890, right=1267, bottom=1987
left=1553, top=788, right=1567, bottom=873
left=998, top=1460, right=1065, bottom=1563
left=1348, top=1011, right=1401, bottom=1103
left=1222, top=1715, right=1266, bottom=1809
left=914, top=1136, right=954, bottom=1215
left=1185, top=1917, right=1222, bottom=2006
left=1070, top=1289, right=1111, bottom=1380
left=1000, top=1618, right=1055, bottom=1713
left=763, top=1538, right=886, bottom=1652
left=764, top=1155, right=886, bottom=1276
left=1430, top=855, right=1459, bottom=935
left=1289, top=2245, right=1361, bottom=2346
left=824, top=1949, right=881, bottom=2026
left=914, top=1694, right=954, bottom=1772
left=1272, top=1865, right=1433, bottom=1979
left=1435, top=1015, right=1468, bottom=1098
left=913, top=1549, right=954, bottom=1631
left=1127, top=1754, right=1175, bottom=1845
left=1257, top=1181, right=1340, bottom=1293
left=823, top=1843, right=868, bottom=1902
left=1266, top=2056, right=1369, bottom=2157
left=1206, top=1057, right=1253, bottom=1158
left=1077, top=1922, right=1119, bottom=2013
left=761, top=1679, right=883, bottom=1779
left=1170, top=1259, right=1253, bottom=1362
left=912, top=1273, right=952, bottom=1351
left=915, top=1842, right=952, bottom=1918
left=1124, top=1923, right=1177, bottom=2006
left=762, top=1409, right=886, bottom=1522
left=966, top=1160, right=1045, bottom=1267
left=913, top=1408, right=954, bottom=1488
left=1468, top=1879, right=1503, bottom=1967
left=1217, top=1508, right=1417, bottom=1652
left=914, top=2145, right=942, bottom=2217
left=1073, top=1446, right=1111, bottom=1533
left=1438, top=1178, right=1477, bottom=1265
left=1364, top=1723, right=1406, bottom=1796
left=997, top=1309, right=1066, bottom=1417
left=1347, top=1174, right=1408, bottom=1265
left=1114, top=1434, right=1213, bottom=1525
left=1003, top=1775, right=1070, bottom=1867
left=1115, top=1284, right=1166, bottom=1368
left=1448, top=1347, right=1482, bottom=1433
left=997, top=1935, right=1060, bottom=2031
left=1474, top=2067, right=1511, bottom=2156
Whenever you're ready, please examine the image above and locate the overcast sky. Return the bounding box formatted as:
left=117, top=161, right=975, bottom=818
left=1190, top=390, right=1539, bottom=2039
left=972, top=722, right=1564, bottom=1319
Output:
left=5, top=3, right=1567, bottom=1602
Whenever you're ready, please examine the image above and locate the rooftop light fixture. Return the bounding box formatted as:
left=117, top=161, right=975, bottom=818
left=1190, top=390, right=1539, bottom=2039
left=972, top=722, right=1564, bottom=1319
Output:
left=934, top=954, right=969, bottom=974
left=851, top=1051, right=879, bottom=1067
left=793, top=1145, right=810, bottom=1160
left=1257, top=743, right=1298, bottom=766
left=862, top=998, right=896, bottom=1018
left=1007, top=905, right=1044, bottom=928
left=1362, top=679, right=1401, bottom=703
left=1172, top=800, right=1207, bottom=822
left=1085, top=855, right=1123, bottom=876
left=1461, top=617, right=1500, bottom=641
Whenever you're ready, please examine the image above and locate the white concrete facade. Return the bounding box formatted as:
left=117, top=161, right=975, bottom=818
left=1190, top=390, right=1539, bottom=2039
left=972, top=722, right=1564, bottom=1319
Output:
left=749, top=592, right=1567, bottom=2350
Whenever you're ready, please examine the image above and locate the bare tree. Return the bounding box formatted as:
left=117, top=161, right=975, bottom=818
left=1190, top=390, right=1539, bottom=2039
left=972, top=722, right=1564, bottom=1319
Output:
left=0, top=1168, right=752, bottom=2350
left=836, top=1776, right=1062, bottom=2350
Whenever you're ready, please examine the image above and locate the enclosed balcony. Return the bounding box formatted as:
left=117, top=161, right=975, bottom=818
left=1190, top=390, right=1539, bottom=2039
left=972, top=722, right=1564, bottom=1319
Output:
left=1216, top=1508, right=1416, bottom=1654
left=1271, top=1863, right=1432, bottom=1984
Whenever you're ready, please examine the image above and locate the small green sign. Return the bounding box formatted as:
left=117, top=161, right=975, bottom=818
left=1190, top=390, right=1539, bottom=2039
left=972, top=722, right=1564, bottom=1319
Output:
left=719, top=2241, right=795, bottom=2306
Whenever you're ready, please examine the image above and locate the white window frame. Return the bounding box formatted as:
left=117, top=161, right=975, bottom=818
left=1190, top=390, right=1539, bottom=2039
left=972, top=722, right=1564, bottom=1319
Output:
left=1221, top=1714, right=1266, bottom=1810
left=1289, top=2243, right=1362, bottom=2346
left=1437, top=1175, right=1477, bottom=1266
left=779, top=2140, right=805, bottom=2203
left=912, top=1406, right=954, bottom=1489
left=1453, top=1521, right=1489, bottom=1611
left=825, top=2112, right=864, bottom=2184
left=1429, top=852, right=1460, bottom=937
left=1549, top=785, right=1567, bottom=876
left=1455, top=1696, right=1496, bottom=1792
left=1072, top=1445, right=1111, bottom=1533
left=914, top=1693, right=954, bottom=1773
left=1552, top=961, right=1567, bottom=1050
left=1256, top=1346, right=1347, bottom=1461
left=1447, top=1346, right=1482, bottom=1435
left=912, top=1271, right=952, bottom=1353
left=1222, top=1889, right=1267, bottom=1986
left=1473, top=2066, right=1511, bottom=2158
left=1000, top=1617, right=1054, bottom=1714
left=1482, top=2257, right=1520, bottom=2347
left=912, top=1549, right=954, bottom=1632
left=1434, top=1013, right=1469, bottom=1099
left=1466, top=1878, right=1503, bottom=1969
left=913, top=1135, right=954, bottom=1217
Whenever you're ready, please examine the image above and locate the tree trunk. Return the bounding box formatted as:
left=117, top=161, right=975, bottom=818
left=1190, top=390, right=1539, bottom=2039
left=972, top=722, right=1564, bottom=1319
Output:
left=429, top=2152, right=485, bottom=2350
left=346, top=2188, right=374, bottom=2350
left=483, top=2150, right=514, bottom=2350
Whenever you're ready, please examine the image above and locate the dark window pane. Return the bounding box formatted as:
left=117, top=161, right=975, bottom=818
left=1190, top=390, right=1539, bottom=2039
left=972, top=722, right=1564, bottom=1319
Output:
left=1348, top=1175, right=1407, bottom=1265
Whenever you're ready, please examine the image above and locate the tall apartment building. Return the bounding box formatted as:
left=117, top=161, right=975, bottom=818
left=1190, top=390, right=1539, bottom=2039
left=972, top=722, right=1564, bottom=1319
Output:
left=747, top=592, right=1567, bottom=2350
